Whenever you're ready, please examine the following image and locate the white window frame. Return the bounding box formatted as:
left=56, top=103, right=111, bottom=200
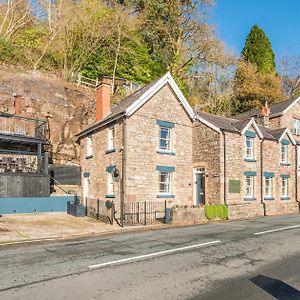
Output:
left=293, top=118, right=300, bottom=135
left=245, top=176, right=254, bottom=198
left=159, top=126, right=171, bottom=151
left=86, top=135, right=93, bottom=158
left=245, top=136, right=254, bottom=159
left=107, top=173, right=114, bottom=196
left=108, top=126, right=115, bottom=150
left=264, top=177, right=273, bottom=198
left=281, top=143, right=288, bottom=163
left=158, top=171, right=171, bottom=194
left=281, top=177, right=288, bottom=198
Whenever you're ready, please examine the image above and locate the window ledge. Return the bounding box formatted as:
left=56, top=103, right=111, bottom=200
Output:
left=105, top=148, right=116, bottom=154
left=157, top=150, right=175, bottom=155
left=157, top=194, right=175, bottom=198
left=264, top=197, right=275, bottom=200
left=244, top=158, right=256, bottom=162
left=281, top=197, right=290, bottom=200
left=105, top=194, right=115, bottom=199
left=280, top=163, right=290, bottom=166
left=86, top=155, right=93, bottom=159
left=244, top=197, right=256, bottom=201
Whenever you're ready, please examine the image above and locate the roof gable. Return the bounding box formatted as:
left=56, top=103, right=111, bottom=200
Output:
left=125, top=72, right=195, bottom=119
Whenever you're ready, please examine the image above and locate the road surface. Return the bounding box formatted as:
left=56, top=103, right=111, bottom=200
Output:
left=0, top=214, right=300, bottom=299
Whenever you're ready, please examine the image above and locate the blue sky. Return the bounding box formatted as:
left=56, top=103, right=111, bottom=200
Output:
left=212, top=0, right=300, bottom=60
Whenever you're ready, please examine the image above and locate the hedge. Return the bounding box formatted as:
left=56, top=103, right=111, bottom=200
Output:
left=204, top=204, right=228, bottom=220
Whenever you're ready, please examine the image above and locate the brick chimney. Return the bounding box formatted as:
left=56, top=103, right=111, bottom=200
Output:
left=260, top=101, right=270, bottom=128
left=13, top=94, right=23, bottom=116
left=96, top=78, right=111, bottom=121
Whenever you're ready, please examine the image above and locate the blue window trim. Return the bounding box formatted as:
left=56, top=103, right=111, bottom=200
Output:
left=106, top=165, right=116, bottom=173
left=105, top=148, right=116, bottom=154
left=263, top=171, right=275, bottom=178
left=280, top=163, right=291, bottom=166
left=244, top=131, right=256, bottom=138
left=157, top=150, right=175, bottom=155
left=83, top=172, right=90, bottom=178
left=157, top=194, right=175, bottom=198
left=281, top=197, right=290, bottom=200
left=280, top=174, right=290, bottom=178
left=244, top=158, right=257, bottom=162
left=244, top=171, right=257, bottom=176
left=281, top=139, right=290, bottom=145
left=156, top=120, right=175, bottom=128
left=86, top=155, right=93, bottom=159
left=105, top=194, right=115, bottom=199
left=156, top=166, right=175, bottom=172
left=264, top=197, right=275, bottom=200
left=244, top=197, right=256, bottom=201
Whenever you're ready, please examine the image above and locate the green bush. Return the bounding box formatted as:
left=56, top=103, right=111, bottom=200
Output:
left=0, top=39, right=15, bottom=61
left=204, top=204, right=228, bottom=220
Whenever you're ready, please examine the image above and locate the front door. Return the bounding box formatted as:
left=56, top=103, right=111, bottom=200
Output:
left=83, top=176, right=90, bottom=206
left=194, top=168, right=205, bottom=205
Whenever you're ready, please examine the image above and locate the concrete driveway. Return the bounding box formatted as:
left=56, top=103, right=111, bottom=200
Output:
left=0, top=213, right=155, bottom=244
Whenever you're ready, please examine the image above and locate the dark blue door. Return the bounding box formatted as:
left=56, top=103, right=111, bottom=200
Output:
left=195, top=169, right=205, bottom=205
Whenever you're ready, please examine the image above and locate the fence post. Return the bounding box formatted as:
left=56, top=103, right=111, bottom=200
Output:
left=97, top=198, right=99, bottom=220
left=111, top=202, right=114, bottom=225
left=137, top=202, right=140, bottom=224
left=85, top=197, right=88, bottom=216
left=144, top=201, right=147, bottom=226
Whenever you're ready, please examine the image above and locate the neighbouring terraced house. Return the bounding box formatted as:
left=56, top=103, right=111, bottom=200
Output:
left=76, top=72, right=300, bottom=221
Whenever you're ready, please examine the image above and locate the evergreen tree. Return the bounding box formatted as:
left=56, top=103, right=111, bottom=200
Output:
left=242, top=25, right=276, bottom=74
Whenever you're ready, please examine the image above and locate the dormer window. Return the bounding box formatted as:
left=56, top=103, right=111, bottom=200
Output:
left=281, top=143, right=287, bottom=163
left=245, top=136, right=254, bottom=159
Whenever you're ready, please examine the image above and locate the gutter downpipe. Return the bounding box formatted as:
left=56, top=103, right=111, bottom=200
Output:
left=295, top=145, right=298, bottom=204
left=222, top=130, right=227, bottom=205
left=120, top=116, right=126, bottom=227
left=260, top=139, right=266, bottom=216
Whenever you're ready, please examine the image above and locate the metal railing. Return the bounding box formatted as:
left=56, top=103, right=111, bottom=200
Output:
left=0, top=113, right=47, bottom=140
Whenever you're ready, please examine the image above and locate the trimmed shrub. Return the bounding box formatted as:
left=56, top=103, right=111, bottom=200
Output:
left=204, top=204, right=228, bottom=220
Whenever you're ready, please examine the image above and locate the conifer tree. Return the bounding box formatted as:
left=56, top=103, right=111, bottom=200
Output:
left=241, top=25, right=276, bottom=74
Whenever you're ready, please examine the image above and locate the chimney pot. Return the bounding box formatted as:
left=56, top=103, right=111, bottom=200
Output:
left=96, top=78, right=111, bottom=121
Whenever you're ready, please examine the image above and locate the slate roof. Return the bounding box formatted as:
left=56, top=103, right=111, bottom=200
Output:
left=196, top=111, right=280, bottom=141
left=76, top=77, right=160, bottom=137
left=234, top=97, right=300, bottom=120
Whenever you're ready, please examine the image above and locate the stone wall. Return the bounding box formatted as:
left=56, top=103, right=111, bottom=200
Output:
left=192, top=122, right=221, bottom=204
left=125, top=84, right=193, bottom=207
left=227, top=203, right=265, bottom=220
left=171, top=206, right=207, bottom=225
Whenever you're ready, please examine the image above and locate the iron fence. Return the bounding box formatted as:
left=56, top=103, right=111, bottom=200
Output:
left=0, top=113, right=47, bottom=140
left=123, top=201, right=167, bottom=226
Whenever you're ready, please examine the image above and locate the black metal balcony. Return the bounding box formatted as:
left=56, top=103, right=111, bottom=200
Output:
left=0, top=113, right=48, bottom=144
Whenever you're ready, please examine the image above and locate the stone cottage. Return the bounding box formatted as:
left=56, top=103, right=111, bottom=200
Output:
left=76, top=72, right=196, bottom=219
left=77, top=72, right=300, bottom=221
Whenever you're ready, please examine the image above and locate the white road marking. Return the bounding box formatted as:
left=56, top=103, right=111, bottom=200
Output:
left=254, top=224, right=300, bottom=235
left=89, top=240, right=221, bottom=270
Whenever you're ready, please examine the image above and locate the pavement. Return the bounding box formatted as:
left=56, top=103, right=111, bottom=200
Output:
left=0, top=214, right=300, bottom=299
left=0, top=212, right=166, bottom=244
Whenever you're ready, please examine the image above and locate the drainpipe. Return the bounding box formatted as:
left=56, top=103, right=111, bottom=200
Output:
left=120, top=116, right=126, bottom=227
left=260, top=139, right=266, bottom=215
left=222, top=131, right=227, bottom=205
left=295, top=145, right=298, bottom=203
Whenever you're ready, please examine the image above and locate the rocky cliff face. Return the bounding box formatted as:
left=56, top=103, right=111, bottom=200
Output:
left=0, top=70, right=96, bottom=164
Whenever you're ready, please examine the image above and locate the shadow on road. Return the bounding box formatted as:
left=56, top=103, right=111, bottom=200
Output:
left=250, top=274, right=300, bottom=299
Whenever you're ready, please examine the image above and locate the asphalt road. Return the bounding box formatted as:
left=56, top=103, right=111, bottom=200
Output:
left=1, top=214, right=300, bottom=300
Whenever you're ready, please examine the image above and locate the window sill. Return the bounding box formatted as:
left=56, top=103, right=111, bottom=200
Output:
left=157, top=150, right=175, bottom=155
left=157, top=194, right=175, bottom=198
left=105, top=148, right=116, bottom=154
left=105, top=194, right=115, bottom=199
left=86, top=155, right=93, bottom=159
left=244, top=197, right=256, bottom=201
left=281, top=197, right=290, bottom=200
left=264, top=197, right=275, bottom=200
left=280, top=163, right=290, bottom=166
left=244, top=158, right=256, bottom=162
